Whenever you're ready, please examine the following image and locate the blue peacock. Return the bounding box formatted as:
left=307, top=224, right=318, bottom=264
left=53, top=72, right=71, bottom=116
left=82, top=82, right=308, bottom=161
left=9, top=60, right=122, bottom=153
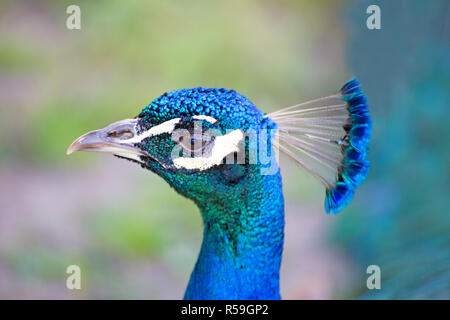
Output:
left=67, top=78, right=371, bottom=299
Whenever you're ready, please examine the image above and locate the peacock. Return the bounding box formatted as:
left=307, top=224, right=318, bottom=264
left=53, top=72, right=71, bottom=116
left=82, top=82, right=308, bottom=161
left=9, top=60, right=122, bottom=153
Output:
left=67, top=78, right=371, bottom=299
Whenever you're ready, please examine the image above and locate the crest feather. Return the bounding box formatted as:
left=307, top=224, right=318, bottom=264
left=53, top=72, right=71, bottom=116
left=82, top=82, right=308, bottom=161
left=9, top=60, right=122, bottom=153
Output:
left=266, top=78, right=372, bottom=214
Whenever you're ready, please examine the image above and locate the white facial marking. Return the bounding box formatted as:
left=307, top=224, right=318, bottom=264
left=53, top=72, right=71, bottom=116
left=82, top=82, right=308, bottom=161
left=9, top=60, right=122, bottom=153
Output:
left=192, top=115, right=217, bottom=124
left=114, top=152, right=145, bottom=163
left=89, top=145, right=146, bottom=163
left=121, top=118, right=181, bottom=144
left=173, top=129, right=244, bottom=171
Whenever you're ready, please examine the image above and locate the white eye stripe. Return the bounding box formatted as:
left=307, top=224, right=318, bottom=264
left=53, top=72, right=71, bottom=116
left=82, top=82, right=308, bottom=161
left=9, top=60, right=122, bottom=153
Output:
left=120, top=115, right=217, bottom=145
left=114, top=152, right=145, bottom=164
left=192, top=115, right=217, bottom=124
left=172, top=129, right=243, bottom=171
left=121, top=118, right=181, bottom=144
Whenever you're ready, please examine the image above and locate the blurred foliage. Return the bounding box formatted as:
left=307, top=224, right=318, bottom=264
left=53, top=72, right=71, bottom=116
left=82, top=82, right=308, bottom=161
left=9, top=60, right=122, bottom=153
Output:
left=0, top=0, right=448, bottom=299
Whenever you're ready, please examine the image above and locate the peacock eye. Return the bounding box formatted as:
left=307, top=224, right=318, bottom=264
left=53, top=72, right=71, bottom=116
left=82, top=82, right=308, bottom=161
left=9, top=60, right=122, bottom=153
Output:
left=177, top=133, right=213, bottom=156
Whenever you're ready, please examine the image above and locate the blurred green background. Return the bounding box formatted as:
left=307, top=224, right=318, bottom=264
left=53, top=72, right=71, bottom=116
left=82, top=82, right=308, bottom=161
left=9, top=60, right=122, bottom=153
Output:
left=0, top=0, right=448, bottom=299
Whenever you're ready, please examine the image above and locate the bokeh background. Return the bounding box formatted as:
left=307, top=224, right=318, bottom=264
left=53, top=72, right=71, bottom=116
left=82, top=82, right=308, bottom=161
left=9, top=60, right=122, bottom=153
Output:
left=0, top=0, right=448, bottom=299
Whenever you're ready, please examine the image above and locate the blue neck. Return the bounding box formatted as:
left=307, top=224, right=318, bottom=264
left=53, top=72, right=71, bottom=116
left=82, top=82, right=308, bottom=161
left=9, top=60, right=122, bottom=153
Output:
left=184, top=170, right=285, bottom=300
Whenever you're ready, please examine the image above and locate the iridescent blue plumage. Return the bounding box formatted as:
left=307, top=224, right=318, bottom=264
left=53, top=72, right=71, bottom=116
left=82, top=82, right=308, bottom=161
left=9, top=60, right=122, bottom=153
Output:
left=325, top=79, right=372, bottom=214
left=325, top=181, right=354, bottom=215
left=138, top=87, right=263, bottom=132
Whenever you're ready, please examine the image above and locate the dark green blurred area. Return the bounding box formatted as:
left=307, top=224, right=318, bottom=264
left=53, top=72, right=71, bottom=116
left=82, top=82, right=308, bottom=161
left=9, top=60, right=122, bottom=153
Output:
left=0, top=0, right=448, bottom=299
left=334, top=0, right=450, bottom=299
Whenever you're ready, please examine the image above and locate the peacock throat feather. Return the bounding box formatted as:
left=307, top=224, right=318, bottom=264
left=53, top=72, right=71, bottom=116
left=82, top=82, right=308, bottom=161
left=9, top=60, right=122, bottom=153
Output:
left=184, top=164, right=284, bottom=299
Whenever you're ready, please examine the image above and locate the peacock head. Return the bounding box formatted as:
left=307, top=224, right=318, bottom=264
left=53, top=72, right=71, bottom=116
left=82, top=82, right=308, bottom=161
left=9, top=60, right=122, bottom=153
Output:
left=67, top=88, right=278, bottom=208
left=68, top=79, right=372, bottom=215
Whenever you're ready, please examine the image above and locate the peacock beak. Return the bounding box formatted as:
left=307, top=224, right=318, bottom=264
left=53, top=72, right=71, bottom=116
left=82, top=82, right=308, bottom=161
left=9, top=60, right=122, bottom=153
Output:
left=66, top=118, right=149, bottom=162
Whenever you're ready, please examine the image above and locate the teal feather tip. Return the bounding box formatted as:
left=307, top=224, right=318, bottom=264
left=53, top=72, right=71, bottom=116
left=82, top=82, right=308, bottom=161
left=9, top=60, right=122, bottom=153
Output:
left=325, top=78, right=372, bottom=214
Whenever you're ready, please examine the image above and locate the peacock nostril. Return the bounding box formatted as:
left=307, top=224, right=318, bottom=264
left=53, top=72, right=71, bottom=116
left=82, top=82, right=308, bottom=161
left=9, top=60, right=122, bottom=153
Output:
left=108, top=129, right=134, bottom=140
